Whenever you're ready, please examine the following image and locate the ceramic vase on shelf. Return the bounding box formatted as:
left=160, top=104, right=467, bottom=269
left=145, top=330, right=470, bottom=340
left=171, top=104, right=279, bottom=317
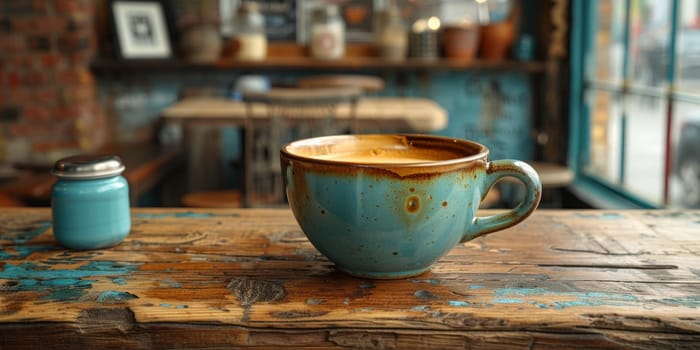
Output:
left=478, top=0, right=517, bottom=61
left=375, top=5, right=407, bottom=61
left=479, top=19, right=515, bottom=60
left=309, top=5, right=345, bottom=60
left=180, top=24, right=223, bottom=63
left=231, top=2, right=267, bottom=61
left=442, top=24, right=480, bottom=61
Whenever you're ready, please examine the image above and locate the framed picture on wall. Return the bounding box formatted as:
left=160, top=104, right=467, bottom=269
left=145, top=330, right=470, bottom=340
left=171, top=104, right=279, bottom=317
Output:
left=220, top=0, right=297, bottom=41
left=109, top=0, right=174, bottom=59
left=341, top=0, right=375, bottom=42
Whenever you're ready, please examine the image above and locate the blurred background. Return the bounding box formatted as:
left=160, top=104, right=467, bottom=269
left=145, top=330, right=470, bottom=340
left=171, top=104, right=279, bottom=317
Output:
left=0, top=0, right=697, bottom=210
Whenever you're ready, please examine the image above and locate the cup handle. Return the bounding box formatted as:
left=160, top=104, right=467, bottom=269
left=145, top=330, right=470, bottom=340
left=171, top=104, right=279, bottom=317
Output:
left=461, top=160, right=542, bottom=242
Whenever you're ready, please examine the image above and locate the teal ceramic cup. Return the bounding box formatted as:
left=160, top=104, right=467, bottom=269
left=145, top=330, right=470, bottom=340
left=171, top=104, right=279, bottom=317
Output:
left=51, top=155, right=131, bottom=250
left=281, top=134, right=542, bottom=279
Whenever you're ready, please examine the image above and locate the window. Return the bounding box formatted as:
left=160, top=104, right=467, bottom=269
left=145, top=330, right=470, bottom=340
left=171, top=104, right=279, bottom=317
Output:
left=570, top=0, right=700, bottom=208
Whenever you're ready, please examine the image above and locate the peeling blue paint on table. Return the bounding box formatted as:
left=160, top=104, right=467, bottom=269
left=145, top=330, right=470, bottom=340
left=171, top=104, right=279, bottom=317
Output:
left=0, top=208, right=699, bottom=349
left=0, top=261, right=139, bottom=302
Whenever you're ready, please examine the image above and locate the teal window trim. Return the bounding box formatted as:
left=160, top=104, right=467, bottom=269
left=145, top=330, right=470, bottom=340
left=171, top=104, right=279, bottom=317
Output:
left=570, top=177, right=657, bottom=209
left=618, top=0, right=631, bottom=187
left=567, top=0, right=588, bottom=175
left=568, top=0, right=661, bottom=209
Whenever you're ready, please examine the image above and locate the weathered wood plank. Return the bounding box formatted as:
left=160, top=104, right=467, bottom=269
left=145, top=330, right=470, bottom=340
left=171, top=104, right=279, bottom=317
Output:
left=1, top=208, right=698, bottom=349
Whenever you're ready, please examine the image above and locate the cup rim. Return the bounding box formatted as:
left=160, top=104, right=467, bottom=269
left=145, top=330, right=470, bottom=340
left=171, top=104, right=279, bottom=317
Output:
left=280, top=134, right=489, bottom=168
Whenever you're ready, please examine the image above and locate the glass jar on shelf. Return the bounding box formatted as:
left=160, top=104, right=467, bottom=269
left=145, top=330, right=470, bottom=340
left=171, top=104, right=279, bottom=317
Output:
left=232, top=2, right=267, bottom=61
left=375, top=4, right=407, bottom=61
left=409, top=16, right=441, bottom=61
left=309, top=5, right=345, bottom=60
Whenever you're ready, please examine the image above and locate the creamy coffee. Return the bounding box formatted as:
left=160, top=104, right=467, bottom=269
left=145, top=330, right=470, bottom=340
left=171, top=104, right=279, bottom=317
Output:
left=312, top=148, right=462, bottom=164
left=284, top=134, right=484, bottom=164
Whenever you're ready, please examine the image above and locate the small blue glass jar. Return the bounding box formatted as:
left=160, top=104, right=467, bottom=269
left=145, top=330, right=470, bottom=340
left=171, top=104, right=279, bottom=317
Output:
left=51, top=154, right=131, bottom=250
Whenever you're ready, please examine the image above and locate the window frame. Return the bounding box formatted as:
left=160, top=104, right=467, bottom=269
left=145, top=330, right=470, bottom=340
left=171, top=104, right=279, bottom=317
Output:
left=568, top=0, right=689, bottom=209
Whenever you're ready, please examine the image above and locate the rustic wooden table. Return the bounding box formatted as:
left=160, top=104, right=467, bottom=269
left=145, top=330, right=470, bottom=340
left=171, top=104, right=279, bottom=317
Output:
left=1, top=208, right=698, bottom=349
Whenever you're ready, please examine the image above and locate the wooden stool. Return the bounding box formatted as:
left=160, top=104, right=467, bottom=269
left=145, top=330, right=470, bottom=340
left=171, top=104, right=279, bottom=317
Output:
left=297, top=75, right=385, bottom=93
left=530, top=162, right=574, bottom=188
left=181, top=190, right=242, bottom=208
left=241, top=87, right=363, bottom=207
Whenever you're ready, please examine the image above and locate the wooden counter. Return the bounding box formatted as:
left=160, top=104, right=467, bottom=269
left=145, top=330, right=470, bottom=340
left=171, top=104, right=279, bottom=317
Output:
left=159, top=96, right=448, bottom=133
left=159, top=96, right=449, bottom=195
left=0, top=209, right=698, bottom=348
left=0, top=142, right=185, bottom=206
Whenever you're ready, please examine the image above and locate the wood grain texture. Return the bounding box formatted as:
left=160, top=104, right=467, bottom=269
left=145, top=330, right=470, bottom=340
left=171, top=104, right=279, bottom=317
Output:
left=1, top=208, right=698, bottom=349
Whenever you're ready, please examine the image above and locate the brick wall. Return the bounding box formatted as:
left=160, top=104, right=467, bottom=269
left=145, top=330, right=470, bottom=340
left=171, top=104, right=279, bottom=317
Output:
left=0, top=0, right=106, bottom=164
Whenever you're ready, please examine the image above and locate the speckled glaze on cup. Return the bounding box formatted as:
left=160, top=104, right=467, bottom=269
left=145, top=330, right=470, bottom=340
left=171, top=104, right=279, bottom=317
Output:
left=281, top=134, right=542, bottom=279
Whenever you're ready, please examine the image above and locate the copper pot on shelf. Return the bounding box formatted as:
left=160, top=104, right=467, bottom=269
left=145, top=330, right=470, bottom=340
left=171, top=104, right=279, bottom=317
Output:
left=442, top=24, right=480, bottom=61
left=180, top=23, right=223, bottom=63
left=479, top=19, right=516, bottom=60
left=478, top=0, right=518, bottom=61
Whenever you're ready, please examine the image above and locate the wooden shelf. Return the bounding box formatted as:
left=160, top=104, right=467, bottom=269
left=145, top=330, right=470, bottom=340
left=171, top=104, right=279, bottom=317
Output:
left=92, top=42, right=546, bottom=73
left=91, top=57, right=546, bottom=73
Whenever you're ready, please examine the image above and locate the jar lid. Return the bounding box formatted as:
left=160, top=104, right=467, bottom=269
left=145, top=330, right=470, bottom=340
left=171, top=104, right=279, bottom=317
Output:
left=238, top=2, right=260, bottom=13
left=312, top=5, right=339, bottom=19
left=52, top=154, right=125, bottom=180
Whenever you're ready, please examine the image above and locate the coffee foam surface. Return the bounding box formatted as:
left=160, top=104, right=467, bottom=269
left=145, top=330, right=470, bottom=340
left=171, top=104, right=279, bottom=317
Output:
left=310, top=148, right=460, bottom=164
